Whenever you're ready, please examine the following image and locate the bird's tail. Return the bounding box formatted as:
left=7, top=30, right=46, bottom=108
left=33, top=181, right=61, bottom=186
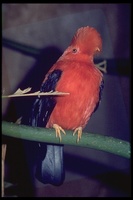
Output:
left=35, top=144, right=65, bottom=186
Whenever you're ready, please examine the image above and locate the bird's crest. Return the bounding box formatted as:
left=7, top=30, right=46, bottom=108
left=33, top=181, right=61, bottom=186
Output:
left=70, top=26, right=102, bottom=55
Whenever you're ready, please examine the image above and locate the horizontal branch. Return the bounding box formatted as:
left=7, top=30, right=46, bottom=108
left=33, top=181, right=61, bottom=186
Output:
left=2, top=121, right=130, bottom=159
left=2, top=87, right=70, bottom=98
left=2, top=91, right=70, bottom=98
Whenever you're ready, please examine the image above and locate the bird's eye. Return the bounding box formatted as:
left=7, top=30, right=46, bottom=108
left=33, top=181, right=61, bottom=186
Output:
left=72, top=48, right=77, bottom=53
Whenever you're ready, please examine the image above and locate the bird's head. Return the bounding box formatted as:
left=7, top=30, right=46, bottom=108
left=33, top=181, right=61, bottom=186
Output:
left=70, top=26, right=102, bottom=57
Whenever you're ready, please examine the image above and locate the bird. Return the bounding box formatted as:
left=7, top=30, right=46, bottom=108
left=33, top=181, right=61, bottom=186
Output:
left=29, top=26, right=104, bottom=186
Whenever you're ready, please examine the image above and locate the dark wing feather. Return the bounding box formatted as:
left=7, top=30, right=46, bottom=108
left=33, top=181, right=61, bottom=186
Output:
left=29, top=69, right=65, bottom=185
left=29, top=69, right=62, bottom=127
left=93, top=79, right=104, bottom=113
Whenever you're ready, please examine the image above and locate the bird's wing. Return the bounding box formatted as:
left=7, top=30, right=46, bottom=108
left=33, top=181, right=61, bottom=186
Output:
left=29, top=69, right=62, bottom=127
left=29, top=69, right=65, bottom=185
left=99, top=78, right=104, bottom=102
left=93, top=78, right=104, bottom=113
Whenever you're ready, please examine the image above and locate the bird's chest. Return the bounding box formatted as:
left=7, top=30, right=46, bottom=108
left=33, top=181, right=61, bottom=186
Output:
left=47, top=66, right=101, bottom=129
left=56, top=66, right=100, bottom=100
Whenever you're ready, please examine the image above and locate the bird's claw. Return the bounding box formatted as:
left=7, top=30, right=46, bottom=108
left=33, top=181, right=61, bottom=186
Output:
left=73, top=127, right=82, bottom=143
left=53, top=124, right=66, bottom=142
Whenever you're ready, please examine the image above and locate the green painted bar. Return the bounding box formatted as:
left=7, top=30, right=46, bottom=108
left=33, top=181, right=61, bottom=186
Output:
left=2, top=121, right=130, bottom=159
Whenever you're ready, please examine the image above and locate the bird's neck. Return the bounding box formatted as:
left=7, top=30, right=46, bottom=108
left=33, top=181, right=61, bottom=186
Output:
left=58, top=53, right=94, bottom=64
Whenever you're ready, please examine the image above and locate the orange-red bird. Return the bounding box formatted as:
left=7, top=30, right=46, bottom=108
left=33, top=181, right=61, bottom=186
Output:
left=30, top=26, right=104, bottom=185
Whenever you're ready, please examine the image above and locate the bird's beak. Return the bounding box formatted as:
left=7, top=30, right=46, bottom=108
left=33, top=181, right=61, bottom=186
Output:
left=96, top=47, right=100, bottom=52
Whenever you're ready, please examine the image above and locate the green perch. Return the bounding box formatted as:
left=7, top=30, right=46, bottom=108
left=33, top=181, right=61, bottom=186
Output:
left=2, top=121, right=130, bottom=159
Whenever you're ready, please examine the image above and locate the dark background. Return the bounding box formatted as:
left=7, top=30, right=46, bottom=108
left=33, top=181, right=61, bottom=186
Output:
left=2, top=4, right=131, bottom=197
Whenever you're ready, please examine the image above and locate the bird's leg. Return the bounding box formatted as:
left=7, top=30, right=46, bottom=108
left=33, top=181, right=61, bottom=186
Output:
left=53, top=124, right=66, bottom=142
left=73, top=127, right=82, bottom=143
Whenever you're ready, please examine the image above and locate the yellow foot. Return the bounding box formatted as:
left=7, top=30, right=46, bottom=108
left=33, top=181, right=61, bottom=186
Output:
left=73, top=127, right=82, bottom=143
left=53, top=124, right=66, bottom=142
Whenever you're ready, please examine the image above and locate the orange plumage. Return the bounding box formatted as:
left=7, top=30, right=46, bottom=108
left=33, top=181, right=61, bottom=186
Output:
left=43, top=26, right=103, bottom=141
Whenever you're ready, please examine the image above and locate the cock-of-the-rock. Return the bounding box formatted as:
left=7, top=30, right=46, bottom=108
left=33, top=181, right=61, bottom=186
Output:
left=29, top=26, right=104, bottom=186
